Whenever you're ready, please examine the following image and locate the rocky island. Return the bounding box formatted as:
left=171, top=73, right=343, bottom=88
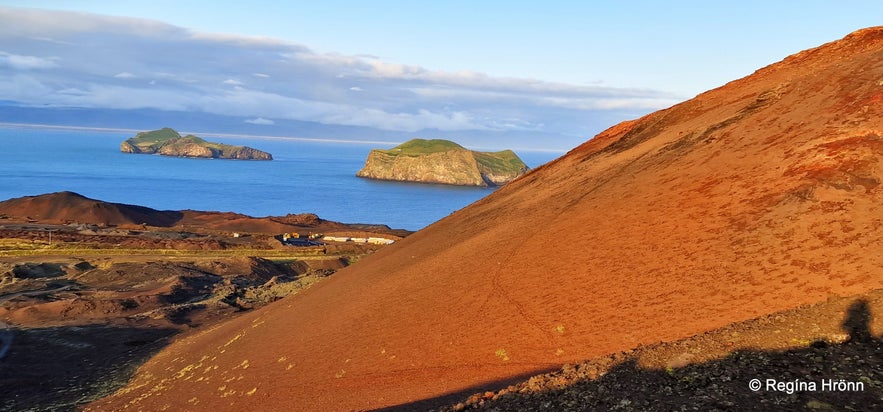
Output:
left=356, top=138, right=530, bottom=186
left=120, top=128, right=273, bottom=160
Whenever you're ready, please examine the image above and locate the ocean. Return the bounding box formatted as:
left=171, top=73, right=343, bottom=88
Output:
left=0, top=126, right=563, bottom=230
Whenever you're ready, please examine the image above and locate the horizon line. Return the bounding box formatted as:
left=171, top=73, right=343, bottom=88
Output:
left=0, top=122, right=570, bottom=153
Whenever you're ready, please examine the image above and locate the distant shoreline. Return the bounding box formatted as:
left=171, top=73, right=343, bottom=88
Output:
left=0, top=122, right=567, bottom=153
left=0, top=122, right=400, bottom=146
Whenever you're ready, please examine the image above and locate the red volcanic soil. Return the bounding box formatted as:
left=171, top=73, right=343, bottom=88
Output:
left=0, top=191, right=183, bottom=227
left=0, top=191, right=403, bottom=235
left=90, top=28, right=883, bottom=411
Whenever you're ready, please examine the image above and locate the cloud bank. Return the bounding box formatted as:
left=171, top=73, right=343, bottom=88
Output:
left=0, top=7, right=683, bottom=140
left=245, top=117, right=275, bottom=125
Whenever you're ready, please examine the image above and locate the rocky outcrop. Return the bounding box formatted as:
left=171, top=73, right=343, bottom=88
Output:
left=356, top=139, right=530, bottom=186
left=118, top=140, right=141, bottom=154
left=219, top=145, right=274, bottom=160
left=120, top=128, right=272, bottom=160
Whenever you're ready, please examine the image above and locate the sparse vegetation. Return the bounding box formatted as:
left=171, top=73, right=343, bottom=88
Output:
left=473, top=150, right=528, bottom=173
left=380, top=138, right=466, bottom=156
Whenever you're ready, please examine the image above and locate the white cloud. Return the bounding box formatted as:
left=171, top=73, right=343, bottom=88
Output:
left=0, top=74, right=54, bottom=100
left=407, top=86, right=679, bottom=111
left=0, top=7, right=184, bottom=38
left=245, top=117, right=275, bottom=125
left=29, top=36, right=75, bottom=46
left=0, top=7, right=684, bottom=139
left=0, top=51, right=57, bottom=69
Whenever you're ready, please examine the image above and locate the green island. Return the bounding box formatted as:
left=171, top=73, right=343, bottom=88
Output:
left=356, top=138, right=530, bottom=187
left=120, top=127, right=273, bottom=160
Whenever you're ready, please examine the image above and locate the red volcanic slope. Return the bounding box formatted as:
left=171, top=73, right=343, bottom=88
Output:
left=0, top=191, right=182, bottom=227
left=91, top=28, right=883, bottom=411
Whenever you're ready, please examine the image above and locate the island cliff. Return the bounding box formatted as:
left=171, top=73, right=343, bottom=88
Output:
left=120, top=128, right=273, bottom=160
left=356, top=139, right=530, bottom=186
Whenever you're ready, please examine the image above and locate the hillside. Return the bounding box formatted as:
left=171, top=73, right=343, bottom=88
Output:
left=0, top=191, right=414, bottom=237
left=0, top=193, right=407, bottom=411
left=440, top=291, right=883, bottom=411
left=120, top=128, right=272, bottom=160
left=0, top=191, right=183, bottom=227
left=89, top=28, right=883, bottom=411
left=356, top=138, right=530, bottom=186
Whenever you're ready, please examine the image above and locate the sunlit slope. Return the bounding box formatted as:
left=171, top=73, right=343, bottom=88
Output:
left=91, top=27, right=883, bottom=411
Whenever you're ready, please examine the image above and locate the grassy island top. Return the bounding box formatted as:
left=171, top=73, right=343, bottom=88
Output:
left=373, top=138, right=528, bottom=174
left=380, top=139, right=468, bottom=156
left=130, top=127, right=185, bottom=143
left=127, top=128, right=213, bottom=149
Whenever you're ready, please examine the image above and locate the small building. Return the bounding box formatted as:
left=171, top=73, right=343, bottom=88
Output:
left=367, top=237, right=395, bottom=245
left=320, top=235, right=396, bottom=245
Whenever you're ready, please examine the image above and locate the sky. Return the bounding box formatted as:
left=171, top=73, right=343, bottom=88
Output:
left=1, top=1, right=882, bottom=150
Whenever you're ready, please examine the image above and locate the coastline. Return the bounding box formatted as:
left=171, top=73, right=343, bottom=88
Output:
left=0, top=122, right=568, bottom=153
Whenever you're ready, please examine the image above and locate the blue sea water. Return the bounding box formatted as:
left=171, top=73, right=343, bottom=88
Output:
left=0, top=127, right=562, bottom=230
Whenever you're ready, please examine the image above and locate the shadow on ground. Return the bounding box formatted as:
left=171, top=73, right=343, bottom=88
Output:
left=375, top=369, right=558, bottom=412
left=0, top=323, right=177, bottom=411
left=412, top=298, right=883, bottom=411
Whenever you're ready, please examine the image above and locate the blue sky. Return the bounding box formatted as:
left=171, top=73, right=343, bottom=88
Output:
left=1, top=1, right=881, bottom=149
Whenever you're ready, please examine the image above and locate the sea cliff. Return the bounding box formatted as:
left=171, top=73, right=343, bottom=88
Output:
left=356, top=139, right=529, bottom=186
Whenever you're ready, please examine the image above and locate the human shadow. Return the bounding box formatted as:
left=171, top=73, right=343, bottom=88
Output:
left=0, top=323, right=178, bottom=411
left=842, top=299, right=873, bottom=343
left=389, top=298, right=882, bottom=411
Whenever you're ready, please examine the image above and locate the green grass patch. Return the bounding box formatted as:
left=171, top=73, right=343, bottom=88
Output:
left=380, top=139, right=466, bottom=156
left=375, top=139, right=528, bottom=174
left=474, top=150, right=528, bottom=173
